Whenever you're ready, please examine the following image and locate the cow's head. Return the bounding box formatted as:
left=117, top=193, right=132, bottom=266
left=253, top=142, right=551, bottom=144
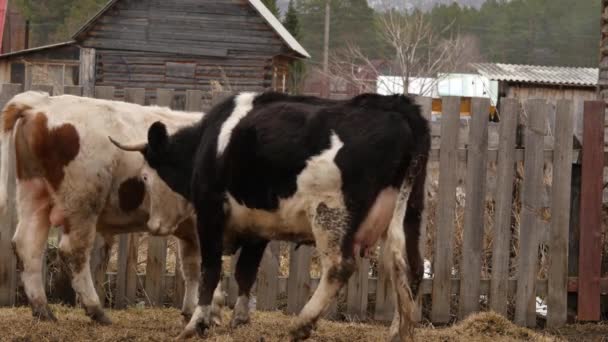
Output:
left=109, top=122, right=193, bottom=235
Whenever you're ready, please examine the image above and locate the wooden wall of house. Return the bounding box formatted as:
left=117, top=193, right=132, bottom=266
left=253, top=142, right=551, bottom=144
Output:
left=2, top=6, right=27, bottom=54
left=79, top=0, right=293, bottom=97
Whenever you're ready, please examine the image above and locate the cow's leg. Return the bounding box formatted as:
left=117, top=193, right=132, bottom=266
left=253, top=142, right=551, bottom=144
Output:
left=173, top=219, right=224, bottom=326
left=177, top=195, right=226, bottom=340
left=404, top=158, right=428, bottom=298
left=290, top=202, right=356, bottom=341
left=11, top=179, right=54, bottom=321
left=58, top=216, right=111, bottom=325
left=383, top=181, right=416, bottom=342
left=231, top=239, right=268, bottom=328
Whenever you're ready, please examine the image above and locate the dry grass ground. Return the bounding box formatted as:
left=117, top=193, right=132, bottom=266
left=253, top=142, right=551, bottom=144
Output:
left=0, top=305, right=594, bottom=342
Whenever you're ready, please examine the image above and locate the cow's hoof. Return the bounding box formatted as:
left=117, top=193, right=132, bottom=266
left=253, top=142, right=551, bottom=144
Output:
left=86, top=306, right=112, bottom=325
left=181, top=311, right=192, bottom=325
left=229, top=313, right=250, bottom=329
left=195, top=320, right=209, bottom=337
left=210, top=312, right=222, bottom=327
left=32, top=304, right=57, bottom=322
left=289, top=322, right=314, bottom=341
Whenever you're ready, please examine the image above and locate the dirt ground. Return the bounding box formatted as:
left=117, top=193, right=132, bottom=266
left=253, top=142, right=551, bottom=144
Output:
left=3, top=305, right=607, bottom=342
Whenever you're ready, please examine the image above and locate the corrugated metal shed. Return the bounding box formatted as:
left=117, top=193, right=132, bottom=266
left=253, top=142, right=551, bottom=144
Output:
left=471, top=63, right=598, bottom=87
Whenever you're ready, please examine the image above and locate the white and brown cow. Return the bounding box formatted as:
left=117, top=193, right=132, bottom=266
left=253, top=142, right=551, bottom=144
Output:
left=0, top=91, right=223, bottom=325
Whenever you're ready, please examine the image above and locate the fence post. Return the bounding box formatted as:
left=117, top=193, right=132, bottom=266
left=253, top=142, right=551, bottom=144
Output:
left=547, top=100, right=574, bottom=328
left=256, top=241, right=279, bottom=310
left=489, top=98, right=519, bottom=315
left=514, top=99, right=548, bottom=327
left=458, top=97, right=490, bottom=319
left=286, top=243, right=312, bottom=314
left=185, top=90, right=204, bottom=112
left=577, top=101, right=605, bottom=321
left=346, top=257, right=370, bottom=320
left=0, top=83, right=24, bottom=306
left=431, top=96, right=461, bottom=324
left=79, top=48, right=96, bottom=98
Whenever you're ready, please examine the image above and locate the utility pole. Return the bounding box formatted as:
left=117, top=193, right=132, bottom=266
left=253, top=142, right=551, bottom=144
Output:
left=321, top=0, right=330, bottom=98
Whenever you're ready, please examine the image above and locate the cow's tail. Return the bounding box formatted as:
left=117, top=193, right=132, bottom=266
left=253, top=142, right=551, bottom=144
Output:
left=0, top=105, right=23, bottom=214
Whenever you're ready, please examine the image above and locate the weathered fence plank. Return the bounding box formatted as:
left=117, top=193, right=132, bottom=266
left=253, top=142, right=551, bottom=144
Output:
left=515, top=99, right=548, bottom=327
left=156, top=88, right=174, bottom=108
left=547, top=100, right=574, bottom=328
left=346, top=257, right=370, bottom=320
left=173, top=238, right=185, bottom=308
left=0, top=84, right=24, bottom=306
left=145, top=237, right=167, bottom=306
left=185, top=90, right=204, bottom=112
left=30, top=84, right=54, bottom=95
left=80, top=48, right=96, bottom=97
left=413, top=95, right=432, bottom=322
left=63, top=85, right=83, bottom=96
left=94, top=86, right=114, bottom=100
left=489, top=98, right=519, bottom=315
left=577, top=101, right=605, bottom=321
left=431, top=96, right=461, bottom=323
left=115, top=233, right=139, bottom=308
left=459, top=97, right=490, bottom=319
left=257, top=241, right=279, bottom=310
left=287, top=244, right=312, bottom=314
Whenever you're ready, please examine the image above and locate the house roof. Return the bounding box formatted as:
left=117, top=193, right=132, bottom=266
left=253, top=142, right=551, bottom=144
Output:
left=470, top=63, right=598, bottom=87
left=72, top=0, right=310, bottom=59
left=0, top=40, right=76, bottom=59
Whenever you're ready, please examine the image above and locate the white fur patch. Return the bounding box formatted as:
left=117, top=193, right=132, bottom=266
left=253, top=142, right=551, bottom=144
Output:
left=226, top=131, right=345, bottom=240
left=217, top=92, right=257, bottom=156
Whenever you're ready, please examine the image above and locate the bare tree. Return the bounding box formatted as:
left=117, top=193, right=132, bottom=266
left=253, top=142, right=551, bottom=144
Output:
left=327, top=7, right=470, bottom=96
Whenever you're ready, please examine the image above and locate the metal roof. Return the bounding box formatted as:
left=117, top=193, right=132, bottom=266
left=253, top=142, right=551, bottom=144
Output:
left=72, top=0, right=310, bottom=59
left=0, top=41, right=76, bottom=59
left=470, top=63, right=598, bottom=87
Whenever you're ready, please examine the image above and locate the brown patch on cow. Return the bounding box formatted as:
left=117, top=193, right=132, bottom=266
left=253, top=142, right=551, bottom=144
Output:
left=14, top=117, right=45, bottom=180
left=118, top=177, right=145, bottom=212
left=2, top=104, right=30, bottom=133
left=27, top=113, right=80, bottom=189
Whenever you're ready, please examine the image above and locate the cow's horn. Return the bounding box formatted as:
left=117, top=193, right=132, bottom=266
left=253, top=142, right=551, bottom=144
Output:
left=108, top=136, right=146, bottom=152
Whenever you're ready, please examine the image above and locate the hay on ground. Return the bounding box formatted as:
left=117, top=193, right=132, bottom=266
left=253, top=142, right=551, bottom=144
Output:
left=0, top=305, right=569, bottom=342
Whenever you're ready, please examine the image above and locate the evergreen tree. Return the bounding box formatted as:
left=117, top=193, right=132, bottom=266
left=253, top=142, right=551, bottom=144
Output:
left=262, top=0, right=280, bottom=18
left=283, top=0, right=306, bottom=94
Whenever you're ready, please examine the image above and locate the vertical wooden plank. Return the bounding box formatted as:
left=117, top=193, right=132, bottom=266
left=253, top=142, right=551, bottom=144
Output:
left=547, top=100, right=574, bottom=328
left=577, top=101, right=605, bottom=321
left=156, top=88, right=174, bottom=108
left=89, top=236, right=108, bottom=306
left=515, top=99, right=548, bottom=327
left=490, top=98, right=519, bottom=315
left=173, top=239, right=185, bottom=308
left=431, top=96, right=461, bottom=324
left=124, top=88, right=145, bottom=105
left=185, top=90, right=204, bottom=112
left=0, top=84, right=23, bottom=306
left=94, top=86, right=114, bottom=100
left=79, top=48, right=96, bottom=97
left=413, top=95, right=432, bottom=322
left=374, top=246, right=394, bottom=321
left=63, top=85, right=83, bottom=96
left=459, top=97, right=490, bottom=319
left=145, top=237, right=167, bottom=306
left=257, top=241, right=279, bottom=311
left=346, top=257, right=369, bottom=320
left=286, top=244, right=312, bottom=314
left=227, top=250, right=241, bottom=308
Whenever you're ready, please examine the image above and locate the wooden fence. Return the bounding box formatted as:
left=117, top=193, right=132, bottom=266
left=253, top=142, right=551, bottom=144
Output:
left=0, top=83, right=606, bottom=330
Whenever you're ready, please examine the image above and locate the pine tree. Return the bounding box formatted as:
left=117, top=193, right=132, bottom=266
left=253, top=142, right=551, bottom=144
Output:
left=283, top=0, right=306, bottom=94
left=261, top=0, right=280, bottom=18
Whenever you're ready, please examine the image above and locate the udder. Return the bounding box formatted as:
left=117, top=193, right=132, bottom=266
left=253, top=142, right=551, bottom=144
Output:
left=354, top=188, right=398, bottom=257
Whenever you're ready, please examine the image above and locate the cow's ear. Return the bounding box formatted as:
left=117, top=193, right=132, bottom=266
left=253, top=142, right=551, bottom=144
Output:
left=148, top=121, right=168, bottom=152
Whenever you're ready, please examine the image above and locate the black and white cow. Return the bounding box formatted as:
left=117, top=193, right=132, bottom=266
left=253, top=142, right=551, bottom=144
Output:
left=110, top=92, right=430, bottom=341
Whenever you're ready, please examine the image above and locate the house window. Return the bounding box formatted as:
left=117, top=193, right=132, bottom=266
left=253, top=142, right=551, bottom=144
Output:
left=10, top=62, right=24, bottom=84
